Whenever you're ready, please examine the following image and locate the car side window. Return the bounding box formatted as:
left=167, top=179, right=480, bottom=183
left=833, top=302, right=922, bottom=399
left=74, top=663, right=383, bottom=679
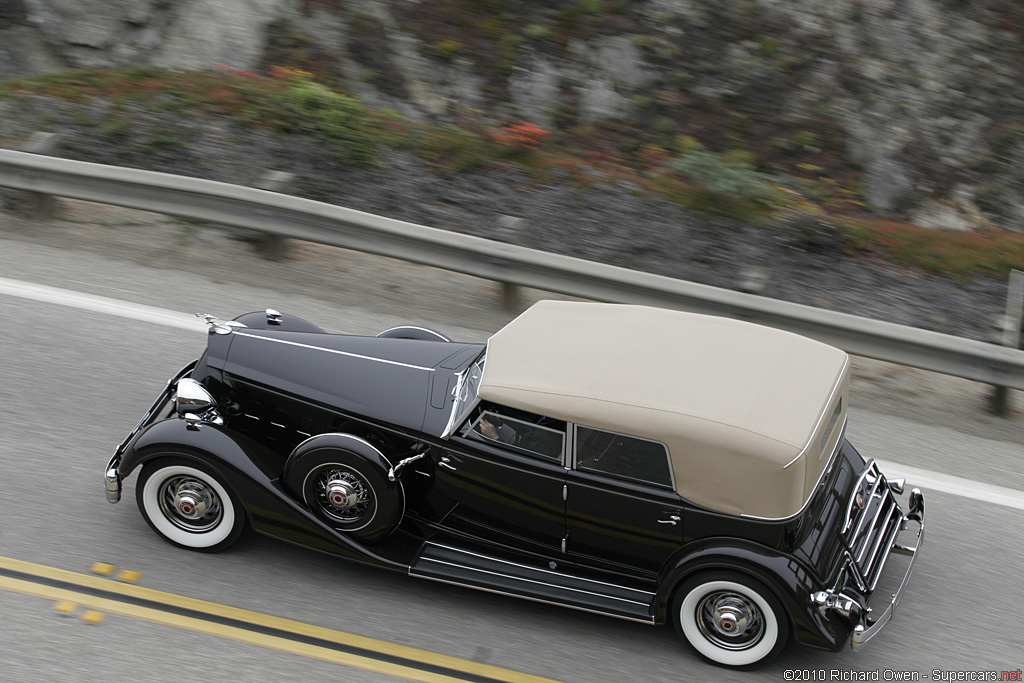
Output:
left=575, top=426, right=673, bottom=488
left=464, top=405, right=565, bottom=462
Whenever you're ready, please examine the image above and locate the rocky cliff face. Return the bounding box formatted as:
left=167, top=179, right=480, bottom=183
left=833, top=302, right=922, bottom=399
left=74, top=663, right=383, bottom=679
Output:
left=2, top=0, right=1023, bottom=229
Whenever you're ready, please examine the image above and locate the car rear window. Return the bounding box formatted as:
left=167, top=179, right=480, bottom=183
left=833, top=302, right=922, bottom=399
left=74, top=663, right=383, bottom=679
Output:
left=575, top=426, right=673, bottom=488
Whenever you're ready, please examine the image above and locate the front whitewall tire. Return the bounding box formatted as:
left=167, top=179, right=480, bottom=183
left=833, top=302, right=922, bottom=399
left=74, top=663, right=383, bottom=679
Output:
left=136, top=460, right=245, bottom=552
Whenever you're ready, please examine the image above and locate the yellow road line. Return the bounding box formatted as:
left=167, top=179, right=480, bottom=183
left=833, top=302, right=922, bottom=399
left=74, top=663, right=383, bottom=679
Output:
left=0, top=555, right=562, bottom=683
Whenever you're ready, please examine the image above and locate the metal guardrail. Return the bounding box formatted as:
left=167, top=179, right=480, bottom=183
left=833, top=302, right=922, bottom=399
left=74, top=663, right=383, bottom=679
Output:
left=2, top=148, right=1024, bottom=391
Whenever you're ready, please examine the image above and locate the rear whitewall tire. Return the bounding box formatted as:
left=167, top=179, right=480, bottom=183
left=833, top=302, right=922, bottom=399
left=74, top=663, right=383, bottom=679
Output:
left=136, top=460, right=246, bottom=552
left=673, top=572, right=788, bottom=667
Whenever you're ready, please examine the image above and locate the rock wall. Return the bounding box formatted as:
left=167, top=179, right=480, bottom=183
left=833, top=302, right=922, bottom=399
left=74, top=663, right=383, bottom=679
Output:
left=2, top=0, right=1022, bottom=229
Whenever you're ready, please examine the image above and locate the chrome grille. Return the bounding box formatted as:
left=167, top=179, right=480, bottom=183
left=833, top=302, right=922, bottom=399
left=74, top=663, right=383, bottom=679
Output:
left=842, top=460, right=903, bottom=591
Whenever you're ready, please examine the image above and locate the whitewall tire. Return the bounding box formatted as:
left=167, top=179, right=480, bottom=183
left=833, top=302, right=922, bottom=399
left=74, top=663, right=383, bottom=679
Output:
left=135, top=459, right=246, bottom=553
left=673, top=572, right=788, bottom=667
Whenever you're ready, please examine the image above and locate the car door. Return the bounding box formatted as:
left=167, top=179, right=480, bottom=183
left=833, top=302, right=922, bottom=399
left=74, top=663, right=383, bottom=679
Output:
left=428, top=408, right=568, bottom=556
left=565, top=425, right=683, bottom=576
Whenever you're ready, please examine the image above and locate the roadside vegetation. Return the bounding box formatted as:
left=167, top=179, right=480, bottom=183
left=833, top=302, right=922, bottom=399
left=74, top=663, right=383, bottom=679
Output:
left=2, top=65, right=1023, bottom=282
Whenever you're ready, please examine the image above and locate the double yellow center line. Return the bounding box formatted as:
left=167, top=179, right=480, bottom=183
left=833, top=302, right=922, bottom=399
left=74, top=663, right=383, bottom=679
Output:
left=0, top=555, right=562, bottom=683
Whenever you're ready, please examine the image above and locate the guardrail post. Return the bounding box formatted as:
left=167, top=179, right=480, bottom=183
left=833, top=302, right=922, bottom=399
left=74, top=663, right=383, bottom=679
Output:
left=495, top=215, right=528, bottom=310
left=253, top=171, right=295, bottom=260
left=990, top=269, right=1024, bottom=415
left=501, top=282, right=521, bottom=310
left=21, top=133, right=63, bottom=219
left=739, top=265, right=771, bottom=294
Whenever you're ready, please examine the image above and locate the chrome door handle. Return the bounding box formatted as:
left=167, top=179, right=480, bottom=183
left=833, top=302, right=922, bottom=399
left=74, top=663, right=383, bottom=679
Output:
left=658, top=515, right=680, bottom=525
left=439, top=456, right=457, bottom=471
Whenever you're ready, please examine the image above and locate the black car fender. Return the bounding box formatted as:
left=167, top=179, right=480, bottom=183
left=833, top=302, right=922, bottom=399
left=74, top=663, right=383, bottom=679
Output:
left=655, top=538, right=849, bottom=651
left=119, top=416, right=283, bottom=485
left=118, top=417, right=404, bottom=569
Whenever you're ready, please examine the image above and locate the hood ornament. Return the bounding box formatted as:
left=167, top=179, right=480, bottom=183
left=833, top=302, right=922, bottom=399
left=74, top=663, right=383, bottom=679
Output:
left=196, top=313, right=247, bottom=335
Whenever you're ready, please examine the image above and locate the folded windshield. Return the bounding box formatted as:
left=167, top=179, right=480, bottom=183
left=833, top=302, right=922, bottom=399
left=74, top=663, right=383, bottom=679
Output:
left=442, top=353, right=485, bottom=438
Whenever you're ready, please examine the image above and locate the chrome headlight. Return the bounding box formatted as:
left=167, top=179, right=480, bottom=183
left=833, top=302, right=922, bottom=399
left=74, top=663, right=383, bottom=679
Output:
left=175, top=378, right=217, bottom=416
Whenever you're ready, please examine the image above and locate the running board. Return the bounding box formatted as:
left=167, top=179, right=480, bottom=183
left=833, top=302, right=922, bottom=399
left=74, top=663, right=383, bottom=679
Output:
left=409, top=542, right=656, bottom=623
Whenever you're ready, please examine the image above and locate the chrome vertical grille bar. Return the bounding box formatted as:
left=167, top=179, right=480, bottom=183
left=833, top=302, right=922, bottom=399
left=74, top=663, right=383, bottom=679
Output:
left=857, top=486, right=894, bottom=564
left=850, top=467, right=883, bottom=542
left=866, top=509, right=904, bottom=591
left=861, top=502, right=898, bottom=575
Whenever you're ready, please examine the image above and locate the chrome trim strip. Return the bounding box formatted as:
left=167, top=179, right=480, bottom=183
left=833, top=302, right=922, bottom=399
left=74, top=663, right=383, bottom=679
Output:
left=425, top=543, right=656, bottom=598
left=408, top=574, right=656, bottom=624
left=415, top=557, right=651, bottom=606
left=784, top=415, right=847, bottom=470
left=566, top=423, right=577, bottom=470
left=235, top=332, right=435, bottom=372
left=783, top=356, right=849, bottom=470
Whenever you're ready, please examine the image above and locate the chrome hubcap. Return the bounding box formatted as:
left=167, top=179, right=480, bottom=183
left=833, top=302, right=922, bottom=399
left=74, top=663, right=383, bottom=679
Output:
left=314, top=468, right=371, bottom=524
left=158, top=476, right=222, bottom=532
left=327, top=479, right=359, bottom=508
left=696, top=591, right=764, bottom=650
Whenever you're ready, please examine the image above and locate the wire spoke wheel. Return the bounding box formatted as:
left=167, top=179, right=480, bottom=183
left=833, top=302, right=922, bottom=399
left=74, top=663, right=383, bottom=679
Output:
left=312, top=466, right=374, bottom=525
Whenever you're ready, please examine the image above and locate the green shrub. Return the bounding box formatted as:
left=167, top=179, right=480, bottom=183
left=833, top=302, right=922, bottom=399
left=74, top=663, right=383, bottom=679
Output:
left=667, top=148, right=784, bottom=217
left=672, top=135, right=704, bottom=156
left=274, top=80, right=379, bottom=167
left=433, top=39, right=466, bottom=60
left=524, top=24, right=554, bottom=41
left=416, top=125, right=492, bottom=172
left=759, top=36, right=780, bottom=57
left=650, top=116, right=677, bottom=137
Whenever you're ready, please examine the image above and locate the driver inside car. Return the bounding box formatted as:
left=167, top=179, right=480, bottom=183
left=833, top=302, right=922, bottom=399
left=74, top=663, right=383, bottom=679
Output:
left=478, top=414, right=518, bottom=443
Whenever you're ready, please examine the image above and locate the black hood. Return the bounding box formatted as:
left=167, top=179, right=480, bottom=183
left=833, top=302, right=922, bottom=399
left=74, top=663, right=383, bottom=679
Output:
left=213, top=328, right=481, bottom=434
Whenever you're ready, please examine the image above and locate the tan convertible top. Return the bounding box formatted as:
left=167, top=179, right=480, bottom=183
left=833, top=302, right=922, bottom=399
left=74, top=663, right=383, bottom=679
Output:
left=480, top=301, right=850, bottom=518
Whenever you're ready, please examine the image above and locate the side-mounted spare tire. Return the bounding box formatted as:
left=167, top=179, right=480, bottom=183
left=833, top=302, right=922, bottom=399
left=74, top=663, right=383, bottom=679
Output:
left=283, top=433, right=405, bottom=545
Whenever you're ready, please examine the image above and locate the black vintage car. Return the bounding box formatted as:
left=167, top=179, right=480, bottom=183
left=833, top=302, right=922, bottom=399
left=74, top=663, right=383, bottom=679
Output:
left=105, top=301, right=924, bottom=668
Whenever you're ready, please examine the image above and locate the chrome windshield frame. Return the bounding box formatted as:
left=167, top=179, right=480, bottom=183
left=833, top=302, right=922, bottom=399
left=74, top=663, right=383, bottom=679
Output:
left=441, top=350, right=486, bottom=439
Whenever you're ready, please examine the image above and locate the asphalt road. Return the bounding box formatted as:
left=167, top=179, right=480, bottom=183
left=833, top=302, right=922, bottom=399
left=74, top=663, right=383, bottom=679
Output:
left=2, top=214, right=1023, bottom=682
